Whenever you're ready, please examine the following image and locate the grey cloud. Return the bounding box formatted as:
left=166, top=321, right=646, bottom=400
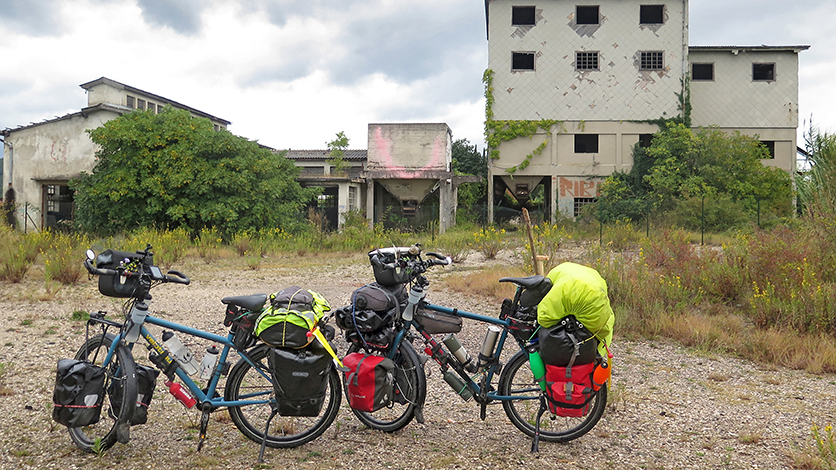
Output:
left=0, top=0, right=65, bottom=36
left=136, top=0, right=205, bottom=35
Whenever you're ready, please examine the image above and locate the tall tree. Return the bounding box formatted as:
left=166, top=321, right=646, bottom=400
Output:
left=72, top=108, right=317, bottom=237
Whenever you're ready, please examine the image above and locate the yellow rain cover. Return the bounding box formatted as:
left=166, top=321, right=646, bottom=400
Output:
left=537, top=262, right=614, bottom=356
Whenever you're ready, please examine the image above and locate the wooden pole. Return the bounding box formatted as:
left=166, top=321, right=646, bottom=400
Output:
left=522, top=208, right=541, bottom=275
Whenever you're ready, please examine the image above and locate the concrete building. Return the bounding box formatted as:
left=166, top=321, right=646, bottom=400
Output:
left=1, top=77, right=230, bottom=231
left=484, top=0, right=808, bottom=221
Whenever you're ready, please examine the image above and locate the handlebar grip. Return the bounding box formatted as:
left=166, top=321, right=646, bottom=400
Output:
left=165, top=270, right=191, bottom=285
left=83, top=258, right=119, bottom=276
left=425, top=253, right=451, bottom=266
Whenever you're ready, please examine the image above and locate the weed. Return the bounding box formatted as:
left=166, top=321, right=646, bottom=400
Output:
left=71, top=310, right=90, bottom=321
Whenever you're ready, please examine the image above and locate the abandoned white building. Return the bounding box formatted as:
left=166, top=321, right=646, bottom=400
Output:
left=1, top=77, right=230, bottom=231
left=484, top=0, right=809, bottom=221
left=1, top=78, right=472, bottom=233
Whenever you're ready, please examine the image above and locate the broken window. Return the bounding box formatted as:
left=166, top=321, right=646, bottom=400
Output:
left=691, top=63, right=714, bottom=81
left=576, top=51, right=599, bottom=70
left=753, top=63, right=775, bottom=81
left=576, top=5, right=599, bottom=25
left=575, top=134, right=599, bottom=153
left=759, top=141, right=776, bottom=159
left=512, top=6, right=536, bottom=25
left=512, top=52, right=536, bottom=71
left=640, top=5, right=664, bottom=24
left=640, top=51, right=664, bottom=70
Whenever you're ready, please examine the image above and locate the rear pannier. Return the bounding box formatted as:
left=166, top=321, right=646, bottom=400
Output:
left=52, top=359, right=106, bottom=428
left=269, top=341, right=332, bottom=416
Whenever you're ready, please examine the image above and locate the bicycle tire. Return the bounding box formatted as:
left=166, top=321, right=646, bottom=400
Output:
left=345, top=340, right=426, bottom=432
left=69, top=334, right=138, bottom=453
left=225, top=344, right=341, bottom=448
left=499, top=350, right=606, bottom=443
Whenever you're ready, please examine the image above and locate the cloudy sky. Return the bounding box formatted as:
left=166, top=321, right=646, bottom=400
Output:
left=1, top=0, right=834, bottom=153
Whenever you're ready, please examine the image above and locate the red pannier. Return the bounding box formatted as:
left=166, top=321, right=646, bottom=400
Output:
left=544, top=362, right=596, bottom=417
left=343, top=352, right=395, bottom=412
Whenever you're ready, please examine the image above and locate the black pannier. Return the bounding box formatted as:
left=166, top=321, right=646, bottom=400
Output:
left=414, top=308, right=462, bottom=334
left=108, top=364, right=160, bottom=425
left=95, top=249, right=150, bottom=298
left=268, top=341, right=331, bottom=417
left=52, top=359, right=106, bottom=427
left=538, top=315, right=598, bottom=366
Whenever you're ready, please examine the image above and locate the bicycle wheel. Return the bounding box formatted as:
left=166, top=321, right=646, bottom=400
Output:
left=69, top=334, right=138, bottom=453
left=499, top=350, right=606, bottom=443
left=345, top=340, right=426, bottom=432
left=225, top=345, right=341, bottom=448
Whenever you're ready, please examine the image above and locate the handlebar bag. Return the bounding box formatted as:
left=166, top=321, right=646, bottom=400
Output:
left=414, top=308, right=463, bottom=334
left=544, top=362, right=596, bottom=417
left=256, top=287, right=330, bottom=348
left=52, top=359, right=106, bottom=428
left=95, top=249, right=148, bottom=298
left=269, top=341, right=331, bottom=416
left=343, top=352, right=395, bottom=412
left=108, top=364, right=160, bottom=425
left=369, top=250, right=412, bottom=286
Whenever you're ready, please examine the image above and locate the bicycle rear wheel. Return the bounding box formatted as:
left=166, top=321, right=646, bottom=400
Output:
left=345, top=340, right=426, bottom=432
left=499, top=350, right=606, bottom=443
left=225, top=345, right=341, bottom=448
left=69, top=334, right=137, bottom=453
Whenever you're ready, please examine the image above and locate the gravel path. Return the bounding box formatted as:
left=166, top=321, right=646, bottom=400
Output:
left=1, top=251, right=834, bottom=469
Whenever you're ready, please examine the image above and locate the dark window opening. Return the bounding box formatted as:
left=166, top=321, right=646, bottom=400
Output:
left=402, top=200, right=419, bottom=218
left=639, top=134, right=654, bottom=148
left=640, top=5, right=664, bottom=24
left=576, top=51, right=599, bottom=70
left=760, top=141, right=776, bottom=159
left=640, top=51, right=664, bottom=70
left=137, top=99, right=146, bottom=110
left=574, top=197, right=597, bottom=218
left=43, top=184, right=74, bottom=229
left=512, top=6, right=536, bottom=25
left=753, top=63, right=775, bottom=81
left=575, top=134, right=599, bottom=153
left=127, top=95, right=136, bottom=108
left=576, top=5, right=599, bottom=25
left=512, top=52, right=535, bottom=71
left=692, top=63, right=714, bottom=80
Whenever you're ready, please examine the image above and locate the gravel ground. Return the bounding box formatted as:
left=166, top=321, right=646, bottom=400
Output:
left=1, top=250, right=835, bottom=470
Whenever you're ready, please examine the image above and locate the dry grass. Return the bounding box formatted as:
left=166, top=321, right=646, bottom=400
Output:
left=441, top=265, right=527, bottom=303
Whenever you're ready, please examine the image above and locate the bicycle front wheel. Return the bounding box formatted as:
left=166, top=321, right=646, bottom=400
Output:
left=69, top=334, right=138, bottom=453
left=499, top=350, right=607, bottom=443
left=345, top=340, right=426, bottom=432
left=225, top=345, right=341, bottom=448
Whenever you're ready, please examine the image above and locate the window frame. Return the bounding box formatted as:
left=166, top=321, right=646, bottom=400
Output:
left=640, top=51, right=664, bottom=71
left=691, top=63, right=714, bottom=81
left=574, top=134, right=599, bottom=154
left=759, top=141, right=776, bottom=159
left=753, top=63, right=775, bottom=82
left=512, top=6, right=537, bottom=26
left=576, top=5, right=599, bottom=25
left=575, top=51, right=600, bottom=71
left=639, top=5, right=665, bottom=24
left=512, top=51, right=536, bottom=71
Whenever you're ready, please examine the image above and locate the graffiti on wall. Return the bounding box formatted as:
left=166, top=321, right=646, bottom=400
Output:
left=557, top=176, right=601, bottom=198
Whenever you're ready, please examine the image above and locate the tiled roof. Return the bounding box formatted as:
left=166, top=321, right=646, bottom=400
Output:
left=284, top=149, right=368, bottom=161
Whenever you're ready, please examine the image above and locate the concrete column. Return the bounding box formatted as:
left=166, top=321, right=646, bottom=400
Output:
left=365, top=177, right=375, bottom=230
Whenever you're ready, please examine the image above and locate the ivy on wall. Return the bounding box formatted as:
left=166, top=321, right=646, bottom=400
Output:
left=482, top=69, right=562, bottom=174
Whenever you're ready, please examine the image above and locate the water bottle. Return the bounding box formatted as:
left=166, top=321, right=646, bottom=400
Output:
left=199, top=345, right=219, bottom=380
left=165, top=379, right=196, bottom=408
left=527, top=346, right=547, bottom=392
left=442, top=370, right=473, bottom=401
left=162, top=330, right=200, bottom=376
left=124, top=300, right=148, bottom=343
left=592, top=357, right=611, bottom=391
left=476, top=326, right=501, bottom=370
left=442, top=334, right=475, bottom=372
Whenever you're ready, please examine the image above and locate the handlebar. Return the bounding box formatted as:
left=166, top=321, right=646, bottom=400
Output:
left=84, top=256, right=190, bottom=285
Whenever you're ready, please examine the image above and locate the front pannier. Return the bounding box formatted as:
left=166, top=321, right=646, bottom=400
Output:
left=343, top=352, right=395, bottom=412
left=269, top=341, right=332, bottom=416
left=108, top=364, right=160, bottom=425
left=52, top=359, right=106, bottom=427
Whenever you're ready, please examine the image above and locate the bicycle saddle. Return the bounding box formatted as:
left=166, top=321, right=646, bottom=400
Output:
left=221, top=293, right=268, bottom=312
left=499, top=275, right=545, bottom=288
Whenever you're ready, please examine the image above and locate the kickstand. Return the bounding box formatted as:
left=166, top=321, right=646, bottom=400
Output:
left=531, top=396, right=548, bottom=453
left=258, top=404, right=280, bottom=463
left=197, top=403, right=212, bottom=452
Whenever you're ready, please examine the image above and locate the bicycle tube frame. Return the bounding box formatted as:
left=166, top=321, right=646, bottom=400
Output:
left=100, top=315, right=272, bottom=409
left=392, top=302, right=537, bottom=403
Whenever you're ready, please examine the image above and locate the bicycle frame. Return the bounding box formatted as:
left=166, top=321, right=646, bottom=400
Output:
left=391, top=301, right=537, bottom=404
left=98, top=313, right=269, bottom=408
